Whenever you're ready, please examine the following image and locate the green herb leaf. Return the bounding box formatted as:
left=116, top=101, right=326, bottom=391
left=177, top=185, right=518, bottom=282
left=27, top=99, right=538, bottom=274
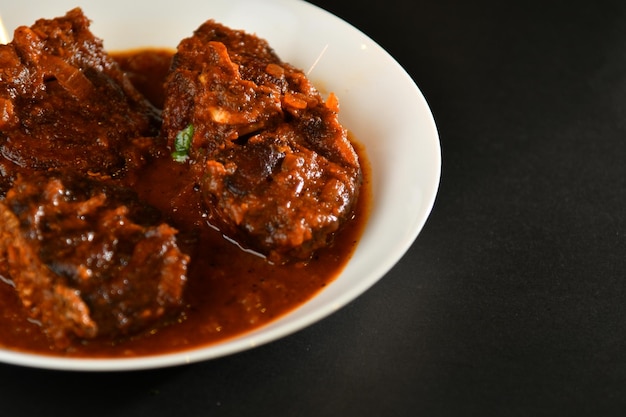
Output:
left=171, top=124, right=194, bottom=163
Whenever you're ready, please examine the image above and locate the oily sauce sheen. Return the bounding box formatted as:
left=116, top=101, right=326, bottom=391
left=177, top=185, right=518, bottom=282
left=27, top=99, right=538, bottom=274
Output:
left=0, top=49, right=370, bottom=358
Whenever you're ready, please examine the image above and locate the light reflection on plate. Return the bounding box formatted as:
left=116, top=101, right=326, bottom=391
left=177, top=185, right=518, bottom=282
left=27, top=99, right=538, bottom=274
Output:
left=1, top=0, right=440, bottom=371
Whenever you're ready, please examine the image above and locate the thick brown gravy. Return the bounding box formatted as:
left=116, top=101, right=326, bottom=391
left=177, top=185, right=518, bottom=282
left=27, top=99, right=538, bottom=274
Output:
left=0, top=49, right=370, bottom=358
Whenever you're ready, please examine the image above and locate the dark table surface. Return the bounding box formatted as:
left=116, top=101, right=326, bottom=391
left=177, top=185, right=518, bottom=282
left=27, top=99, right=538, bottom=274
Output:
left=4, top=0, right=626, bottom=415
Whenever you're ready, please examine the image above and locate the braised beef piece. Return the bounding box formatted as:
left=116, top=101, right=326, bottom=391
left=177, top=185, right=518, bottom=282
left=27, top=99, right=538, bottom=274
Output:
left=162, top=20, right=362, bottom=263
left=0, top=8, right=161, bottom=193
left=0, top=171, right=189, bottom=348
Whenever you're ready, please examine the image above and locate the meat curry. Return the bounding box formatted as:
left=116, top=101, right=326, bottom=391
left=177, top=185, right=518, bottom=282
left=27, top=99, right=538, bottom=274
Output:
left=0, top=9, right=368, bottom=357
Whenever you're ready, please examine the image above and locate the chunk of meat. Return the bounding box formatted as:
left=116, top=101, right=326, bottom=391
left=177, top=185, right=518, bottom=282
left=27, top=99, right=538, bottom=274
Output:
left=162, top=20, right=362, bottom=263
left=0, top=8, right=161, bottom=193
left=0, top=171, right=189, bottom=348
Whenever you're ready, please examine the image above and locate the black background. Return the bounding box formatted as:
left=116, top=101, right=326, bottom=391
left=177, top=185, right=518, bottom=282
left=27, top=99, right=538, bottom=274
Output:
left=3, top=0, right=626, bottom=415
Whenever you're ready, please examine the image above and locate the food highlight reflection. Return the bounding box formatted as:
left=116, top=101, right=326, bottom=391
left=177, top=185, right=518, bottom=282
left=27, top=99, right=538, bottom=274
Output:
left=0, top=15, right=8, bottom=44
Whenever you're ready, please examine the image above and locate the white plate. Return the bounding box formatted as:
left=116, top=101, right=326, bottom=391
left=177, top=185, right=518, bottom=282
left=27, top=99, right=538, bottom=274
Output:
left=0, top=0, right=440, bottom=371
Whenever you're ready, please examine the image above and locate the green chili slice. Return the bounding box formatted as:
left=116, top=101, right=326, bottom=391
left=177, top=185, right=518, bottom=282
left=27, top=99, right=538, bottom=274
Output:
left=171, top=124, right=194, bottom=163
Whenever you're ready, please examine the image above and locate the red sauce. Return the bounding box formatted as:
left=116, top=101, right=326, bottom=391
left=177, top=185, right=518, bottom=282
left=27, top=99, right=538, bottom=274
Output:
left=0, top=49, right=370, bottom=358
